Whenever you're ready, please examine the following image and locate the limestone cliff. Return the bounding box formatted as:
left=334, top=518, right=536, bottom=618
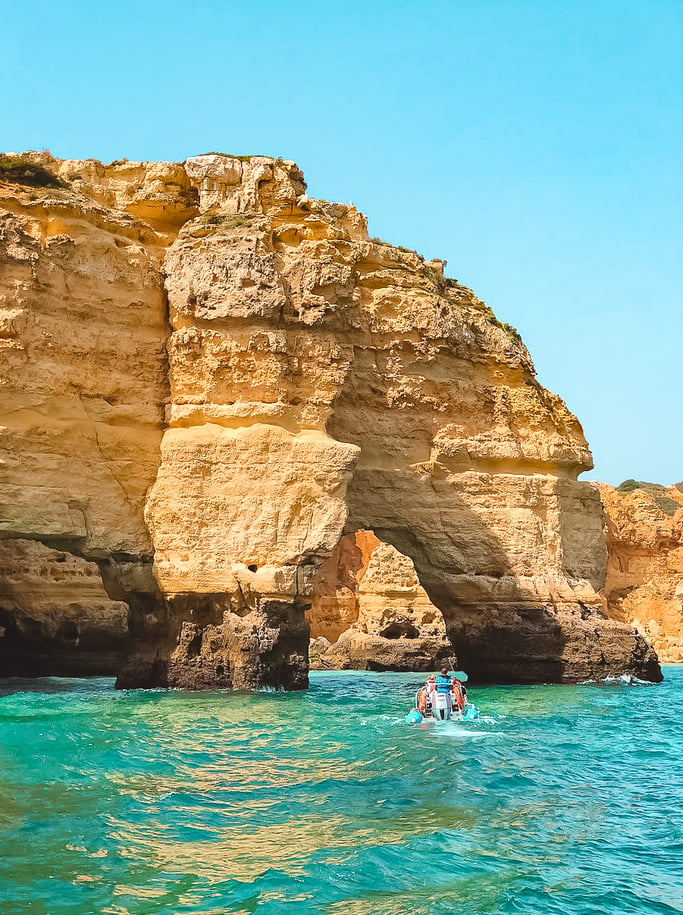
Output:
left=0, top=150, right=661, bottom=686
left=600, top=481, right=683, bottom=663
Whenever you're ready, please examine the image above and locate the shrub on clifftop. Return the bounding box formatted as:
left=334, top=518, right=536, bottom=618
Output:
left=0, top=154, right=62, bottom=188
left=616, top=479, right=681, bottom=517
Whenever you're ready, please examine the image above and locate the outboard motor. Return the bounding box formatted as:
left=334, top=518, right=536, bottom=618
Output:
left=432, top=691, right=451, bottom=721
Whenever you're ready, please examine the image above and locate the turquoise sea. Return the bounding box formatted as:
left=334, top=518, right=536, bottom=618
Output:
left=1, top=668, right=682, bottom=915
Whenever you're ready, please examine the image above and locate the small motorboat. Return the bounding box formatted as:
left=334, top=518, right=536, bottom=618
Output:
left=405, top=672, right=479, bottom=724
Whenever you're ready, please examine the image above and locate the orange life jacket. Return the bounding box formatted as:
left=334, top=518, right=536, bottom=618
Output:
left=418, top=688, right=427, bottom=713
left=451, top=682, right=465, bottom=711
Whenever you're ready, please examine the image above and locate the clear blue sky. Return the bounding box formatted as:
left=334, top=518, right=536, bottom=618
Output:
left=3, top=0, right=681, bottom=485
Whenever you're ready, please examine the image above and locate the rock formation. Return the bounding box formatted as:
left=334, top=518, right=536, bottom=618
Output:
left=600, top=481, right=683, bottom=663
left=308, top=530, right=453, bottom=670
left=0, top=155, right=171, bottom=678
left=0, top=150, right=661, bottom=686
left=0, top=539, right=128, bottom=675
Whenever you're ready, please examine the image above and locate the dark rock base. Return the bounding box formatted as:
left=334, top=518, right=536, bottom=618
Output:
left=117, top=594, right=309, bottom=691
left=448, top=605, right=662, bottom=684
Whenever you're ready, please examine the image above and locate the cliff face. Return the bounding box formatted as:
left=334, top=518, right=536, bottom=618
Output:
left=0, top=151, right=661, bottom=686
left=0, top=157, right=173, bottom=676
left=600, top=482, right=683, bottom=663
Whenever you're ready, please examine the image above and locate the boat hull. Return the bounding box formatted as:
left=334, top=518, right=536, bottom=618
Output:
left=405, top=704, right=479, bottom=724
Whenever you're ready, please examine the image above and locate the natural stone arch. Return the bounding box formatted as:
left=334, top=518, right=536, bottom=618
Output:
left=308, top=530, right=454, bottom=671
left=132, top=152, right=659, bottom=687
left=0, top=151, right=660, bottom=687
left=325, top=337, right=659, bottom=684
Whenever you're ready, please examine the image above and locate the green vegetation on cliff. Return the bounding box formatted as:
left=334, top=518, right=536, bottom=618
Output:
left=0, top=154, right=62, bottom=188
left=617, top=479, right=680, bottom=517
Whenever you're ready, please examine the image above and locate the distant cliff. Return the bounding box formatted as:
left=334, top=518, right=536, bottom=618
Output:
left=600, top=481, right=683, bottom=663
left=0, top=151, right=661, bottom=686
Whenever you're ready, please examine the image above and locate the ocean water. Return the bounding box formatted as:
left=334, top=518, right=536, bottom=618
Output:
left=1, top=669, right=682, bottom=915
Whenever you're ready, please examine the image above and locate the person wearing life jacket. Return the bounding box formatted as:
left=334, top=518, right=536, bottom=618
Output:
left=416, top=686, right=428, bottom=715
left=451, top=677, right=465, bottom=712
left=432, top=668, right=453, bottom=719
left=425, top=674, right=437, bottom=710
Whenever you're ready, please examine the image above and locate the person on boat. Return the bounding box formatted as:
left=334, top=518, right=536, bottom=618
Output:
left=432, top=668, right=453, bottom=717
left=415, top=674, right=436, bottom=717
left=435, top=668, right=452, bottom=694
left=416, top=685, right=428, bottom=715
left=451, top=676, right=465, bottom=712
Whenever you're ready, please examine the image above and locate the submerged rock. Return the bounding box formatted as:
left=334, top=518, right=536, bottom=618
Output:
left=0, top=151, right=661, bottom=686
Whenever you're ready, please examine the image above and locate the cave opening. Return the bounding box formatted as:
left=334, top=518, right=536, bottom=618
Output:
left=307, top=529, right=454, bottom=672
left=320, top=343, right=573, bottom=685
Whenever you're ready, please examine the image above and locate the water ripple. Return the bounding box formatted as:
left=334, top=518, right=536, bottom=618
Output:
left=1, top=669, right=682, bottom=913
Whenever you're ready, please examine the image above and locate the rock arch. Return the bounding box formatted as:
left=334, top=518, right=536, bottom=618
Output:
left=0, top=151, right=661, bottom=686
left=322, top=340, right=655, bottom=683
left=308, top=530, right=453, bottom=671
left=137, top=153, right=659, bottom=686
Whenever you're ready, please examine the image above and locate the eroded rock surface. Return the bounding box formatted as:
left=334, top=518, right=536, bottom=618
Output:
left=0, top=157, right=171, bottom=676
left=0, top=150, right=661, bottom=686
left=308, top=530, right=454, bottom=670
left=600, top=482, right=683, bottom=663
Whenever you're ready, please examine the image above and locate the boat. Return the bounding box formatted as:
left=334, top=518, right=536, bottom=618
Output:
left=405, top=672, right=479, bottom=724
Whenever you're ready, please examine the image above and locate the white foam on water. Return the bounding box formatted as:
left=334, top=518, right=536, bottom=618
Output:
left=437, top=727, right=489, bottom=739
left=601, top=674, right=655, bottom=687
left=427, top=720, right=491, bottom=738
